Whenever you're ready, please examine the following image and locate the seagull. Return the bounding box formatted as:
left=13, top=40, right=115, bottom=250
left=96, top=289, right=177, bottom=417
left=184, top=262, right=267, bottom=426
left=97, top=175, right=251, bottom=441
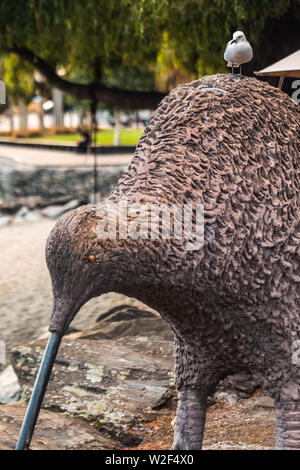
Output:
left=224, top=31, right=253, bottom=74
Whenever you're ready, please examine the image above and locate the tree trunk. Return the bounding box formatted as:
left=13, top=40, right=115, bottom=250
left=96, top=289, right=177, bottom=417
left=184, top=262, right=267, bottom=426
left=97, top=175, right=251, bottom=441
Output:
left=8, top=108, right=14, bottom=135
left=113, top=111, right=121, bottom=146
left=18, top=101, right=28, bottom=136
left=77, top=108, right=84, bottom=127
left=52, top=88, right=64, bottom=129
left=8, top=48, right=166, bottom=110
left=38, top=100, right=45, bottom=135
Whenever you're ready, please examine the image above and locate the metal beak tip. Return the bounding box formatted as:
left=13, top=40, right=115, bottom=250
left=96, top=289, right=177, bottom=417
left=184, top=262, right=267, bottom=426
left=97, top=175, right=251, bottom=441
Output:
left=15, top=332, right=62, bottom=450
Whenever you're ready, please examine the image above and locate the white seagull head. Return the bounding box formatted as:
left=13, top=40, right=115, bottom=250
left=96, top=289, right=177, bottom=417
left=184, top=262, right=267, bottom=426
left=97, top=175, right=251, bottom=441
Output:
left=232, top=31, right=247, bottom=43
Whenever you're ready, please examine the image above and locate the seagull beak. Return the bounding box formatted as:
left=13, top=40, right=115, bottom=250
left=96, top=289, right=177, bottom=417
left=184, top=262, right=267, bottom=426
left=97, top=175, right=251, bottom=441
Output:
left=15, top=332, right=62, bottom=450
left=231, top=39, right=237, bottom=44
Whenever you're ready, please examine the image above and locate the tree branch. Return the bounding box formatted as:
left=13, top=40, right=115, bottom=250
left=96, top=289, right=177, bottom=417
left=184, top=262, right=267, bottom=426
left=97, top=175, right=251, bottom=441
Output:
left=7, top=47, right=167, bottom=109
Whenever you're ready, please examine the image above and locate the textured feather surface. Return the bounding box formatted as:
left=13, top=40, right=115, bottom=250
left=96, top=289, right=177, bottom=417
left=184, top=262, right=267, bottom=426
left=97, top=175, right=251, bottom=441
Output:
left=111, top=74, right=300, bottom=400
left=48, top=74, right=300, bottom=406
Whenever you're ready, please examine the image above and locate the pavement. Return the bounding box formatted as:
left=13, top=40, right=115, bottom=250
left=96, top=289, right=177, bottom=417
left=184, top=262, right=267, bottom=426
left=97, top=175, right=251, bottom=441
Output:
left=0, top=144, right=133, bottom=167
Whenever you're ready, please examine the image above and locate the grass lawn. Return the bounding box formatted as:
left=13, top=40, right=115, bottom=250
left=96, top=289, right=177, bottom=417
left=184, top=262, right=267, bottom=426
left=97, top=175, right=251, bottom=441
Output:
left=26, top=129, right=144, bottom=146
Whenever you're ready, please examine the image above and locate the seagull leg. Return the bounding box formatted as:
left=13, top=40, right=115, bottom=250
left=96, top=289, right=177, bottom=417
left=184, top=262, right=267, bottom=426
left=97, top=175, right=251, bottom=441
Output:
left=232, top=65, right=234, bottom=75
left=239, top=65, right=242, bottom=75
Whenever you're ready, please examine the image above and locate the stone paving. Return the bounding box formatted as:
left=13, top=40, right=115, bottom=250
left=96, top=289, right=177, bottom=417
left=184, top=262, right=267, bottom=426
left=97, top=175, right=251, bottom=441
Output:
left=0, top=144, right=133, bottom=168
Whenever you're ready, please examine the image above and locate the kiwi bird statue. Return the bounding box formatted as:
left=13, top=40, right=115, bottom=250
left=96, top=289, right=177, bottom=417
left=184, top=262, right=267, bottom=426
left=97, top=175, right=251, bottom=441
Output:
left=16, top=74, right=300, bottom=450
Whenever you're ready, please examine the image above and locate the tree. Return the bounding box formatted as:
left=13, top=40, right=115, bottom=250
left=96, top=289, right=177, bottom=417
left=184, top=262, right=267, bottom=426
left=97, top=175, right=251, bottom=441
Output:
left=0, top=0, right=166, bottom=109
left=1, top=54, right=35, bottom=105
left=0, top=1, right=299, bottom=109
left=0, top=54, right=35, bottom=133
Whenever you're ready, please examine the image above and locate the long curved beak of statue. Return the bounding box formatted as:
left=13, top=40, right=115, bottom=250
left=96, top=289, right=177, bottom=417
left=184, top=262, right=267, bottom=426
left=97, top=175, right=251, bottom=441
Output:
left=15, top=332, right=62, bottom=450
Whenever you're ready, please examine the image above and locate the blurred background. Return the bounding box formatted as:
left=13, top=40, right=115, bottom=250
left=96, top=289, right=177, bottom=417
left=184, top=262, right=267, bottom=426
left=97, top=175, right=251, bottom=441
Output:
left=0, top=0, right=299, bottom=141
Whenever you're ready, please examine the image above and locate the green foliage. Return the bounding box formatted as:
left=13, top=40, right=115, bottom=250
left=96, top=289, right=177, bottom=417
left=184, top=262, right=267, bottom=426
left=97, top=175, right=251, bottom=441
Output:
left=1, top=54, right=35, bottom=104
left=0, top=0, right=165, bottom=77
left=159, top=0, right=300, bottom=73
left=0, top=0, right=299, bottom=97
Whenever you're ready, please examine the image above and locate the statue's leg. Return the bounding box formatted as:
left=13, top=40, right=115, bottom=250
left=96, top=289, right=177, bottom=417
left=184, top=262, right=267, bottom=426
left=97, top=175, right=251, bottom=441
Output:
left=172, top=387, right=207, bottom=450
left=172, top=338, right=219, bottom=450
left=275, top=399, right=300, bottom=450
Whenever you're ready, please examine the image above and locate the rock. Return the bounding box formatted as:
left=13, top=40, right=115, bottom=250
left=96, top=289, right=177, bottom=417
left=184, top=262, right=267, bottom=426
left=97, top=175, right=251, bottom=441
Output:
left=11, top=329, right=174, bottom=445
left=14, top=206, right=28, bottom=218
left=214, top=391, right=238, bottom=404
left=0, top=366, right=21, bottom=404
left=23, top=210, right=41, bottom=222
left=14, top=206, right=42, bottom=223
left=0, top=195, right=80, bottom=213
left=7, top=303, right=270, bottom=449
left=70, top=304, right=173, bottom=341
left=0, top=215, right=11, bottom=226
left=41, top=199, right=80, bottom=219
left=14, top=206, right=29, bottom=223
left=0, top=403, right=119, bottom=450
left=216, top=373, right=259, bottom=400
left=61, top=198, right=80, bottom=212
left=41, top=205, right=66, bottom=219
left=0, top=157, right=126, bottom=205
left=255, top=396, right=275, bottom=409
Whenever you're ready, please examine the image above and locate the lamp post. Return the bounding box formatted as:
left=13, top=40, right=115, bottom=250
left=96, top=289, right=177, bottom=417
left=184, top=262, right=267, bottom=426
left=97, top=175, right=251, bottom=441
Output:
left=90, top=100, right=98, bottom=204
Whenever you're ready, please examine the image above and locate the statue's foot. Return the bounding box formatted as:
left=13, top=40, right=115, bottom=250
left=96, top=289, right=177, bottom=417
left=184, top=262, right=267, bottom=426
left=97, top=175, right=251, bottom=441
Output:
left=275, top=400, right=300, bottom=450
left=172, top=388, right=207, bottom=450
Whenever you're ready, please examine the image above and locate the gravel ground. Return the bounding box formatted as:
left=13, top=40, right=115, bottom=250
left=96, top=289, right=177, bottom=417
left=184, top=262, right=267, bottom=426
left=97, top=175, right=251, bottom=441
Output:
left=128, top=393, right=276, bottom=450
left=0, top=219, right=148, bottom=357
